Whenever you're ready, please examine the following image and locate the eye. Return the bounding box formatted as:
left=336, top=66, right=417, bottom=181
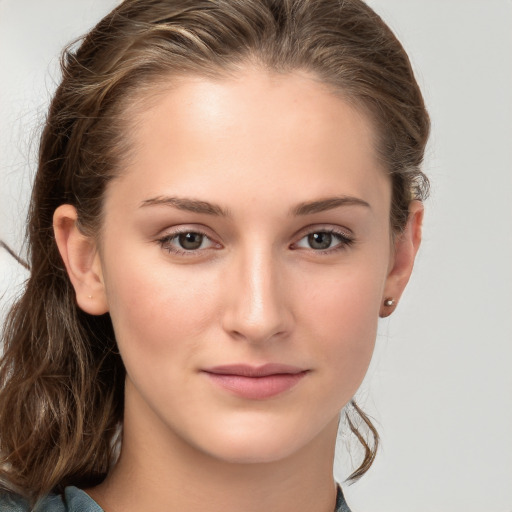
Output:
left=293, top=229, right=354, bottom=252
left=176, top=232, right=206, bottom=250
left=157, top=230, right=219, bottom=255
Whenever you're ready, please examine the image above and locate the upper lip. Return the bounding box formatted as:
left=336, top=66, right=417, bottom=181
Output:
left=204, top=363, right=307, bottom=377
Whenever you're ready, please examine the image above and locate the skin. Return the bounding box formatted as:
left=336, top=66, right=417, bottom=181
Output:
left=54, top=67, right=423, bottom=512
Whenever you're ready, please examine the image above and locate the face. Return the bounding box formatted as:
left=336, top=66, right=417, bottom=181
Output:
left=84, top=68, right=399, bottom=464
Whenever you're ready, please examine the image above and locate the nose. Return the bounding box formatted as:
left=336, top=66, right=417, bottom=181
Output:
left=221, top=246, right=293, bottom=344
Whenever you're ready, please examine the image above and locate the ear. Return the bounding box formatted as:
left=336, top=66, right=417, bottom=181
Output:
left=53, top=204, right=109, bottom=315
left=380, top=200, right=424, bottom=318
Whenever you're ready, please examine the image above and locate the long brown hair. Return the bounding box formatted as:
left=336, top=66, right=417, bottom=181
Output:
left=0, top=0, right=430, bottom=503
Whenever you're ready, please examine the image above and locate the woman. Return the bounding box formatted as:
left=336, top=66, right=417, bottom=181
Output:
left=0, top=0, right=429, bottom=510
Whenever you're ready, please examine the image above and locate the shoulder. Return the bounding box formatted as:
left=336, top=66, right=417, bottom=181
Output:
left=335, top=484, right=353, bottom=512
left=0, top=492, right=28, bottom=512
left=0, top=487, right=103, bottom=512
left=0, top=492, right=63, bottom=512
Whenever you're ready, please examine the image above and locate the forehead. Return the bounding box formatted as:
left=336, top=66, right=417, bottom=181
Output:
left=106, top=67, right=390, bottom=215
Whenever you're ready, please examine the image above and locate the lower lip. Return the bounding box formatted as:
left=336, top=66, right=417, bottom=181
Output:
left=204, top=372, right=308, bottom=400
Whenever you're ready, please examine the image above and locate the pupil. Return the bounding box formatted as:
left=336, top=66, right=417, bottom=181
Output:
left=179, top=232, right=203, bottom=250
left=308, top=232, right=332, bottom=250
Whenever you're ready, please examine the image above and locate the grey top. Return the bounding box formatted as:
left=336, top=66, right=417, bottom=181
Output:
left=0, top=484, right=352, bottom=511
left=0, top=487, right=102, bottom=512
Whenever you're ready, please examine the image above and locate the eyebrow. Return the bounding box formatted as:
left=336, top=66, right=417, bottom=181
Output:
left=140, top=196, right=230, bottom=216
left=291, top=196, right=371, bottom=215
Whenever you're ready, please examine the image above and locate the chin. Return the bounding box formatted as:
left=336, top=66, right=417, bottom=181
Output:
left=206, top=438, right=302, bottom=465
left=190, top=415, right=334, bottom=466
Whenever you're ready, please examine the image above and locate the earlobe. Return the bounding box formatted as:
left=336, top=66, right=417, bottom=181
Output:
left=53, top=204, right=109, bottom=315
left=380, top=201, right=424, bottom=318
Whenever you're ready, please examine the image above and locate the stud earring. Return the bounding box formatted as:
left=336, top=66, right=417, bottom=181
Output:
left=384, top=298, right=396, bottom=307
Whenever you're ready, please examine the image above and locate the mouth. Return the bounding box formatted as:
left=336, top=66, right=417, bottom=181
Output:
left=202, top=364, right=309, bottom=400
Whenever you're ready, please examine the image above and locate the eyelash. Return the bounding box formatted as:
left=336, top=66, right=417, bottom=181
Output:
left=156, top=227, right=354, bottom=256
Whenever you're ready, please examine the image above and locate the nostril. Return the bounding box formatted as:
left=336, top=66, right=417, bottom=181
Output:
left=223, top=314, right=292, bottom=344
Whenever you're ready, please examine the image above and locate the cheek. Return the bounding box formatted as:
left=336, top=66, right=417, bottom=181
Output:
left=297, top=263, right=385, bottom=390
left=103, top=254, right=218, bottom=361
